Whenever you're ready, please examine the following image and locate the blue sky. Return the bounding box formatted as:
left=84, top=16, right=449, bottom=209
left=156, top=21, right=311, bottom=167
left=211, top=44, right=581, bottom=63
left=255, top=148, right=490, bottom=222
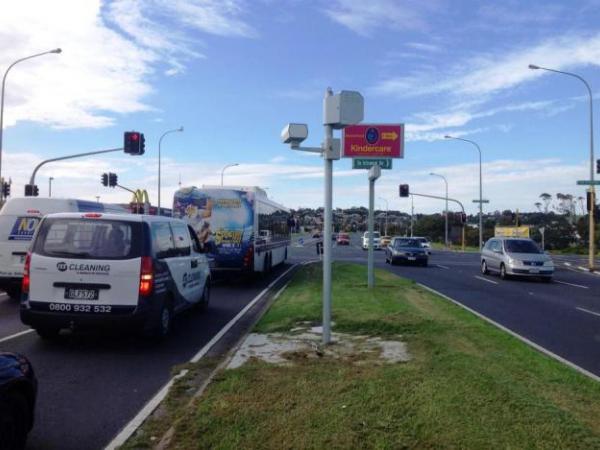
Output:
left=2, top=0, right=600, bottom=214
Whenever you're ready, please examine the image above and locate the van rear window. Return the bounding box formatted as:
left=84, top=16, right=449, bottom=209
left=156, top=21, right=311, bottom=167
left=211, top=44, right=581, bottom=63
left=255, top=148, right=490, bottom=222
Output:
left=33, top=218, right=142, bottom=260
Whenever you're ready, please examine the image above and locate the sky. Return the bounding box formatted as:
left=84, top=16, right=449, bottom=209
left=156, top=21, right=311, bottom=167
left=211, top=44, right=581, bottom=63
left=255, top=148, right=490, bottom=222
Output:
left=1, top=0, right=600, bottom=214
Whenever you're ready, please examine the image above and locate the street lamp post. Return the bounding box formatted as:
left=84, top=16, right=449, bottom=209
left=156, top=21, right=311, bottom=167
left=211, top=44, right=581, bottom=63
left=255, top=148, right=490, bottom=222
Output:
left=378, top=197, right=388, bottom=235
left=0, top=48, right=62, bottom=203
left=430, top=173, right=449, bottom=247
left=528, top=64, right=596, bottom=271
left=158, top=127, right=184, bottom=216
left=221, top=163, right=239, bottom=186
left=48, top=177, right=54, bottom=197
left=445, top=135, right=484, bottom=250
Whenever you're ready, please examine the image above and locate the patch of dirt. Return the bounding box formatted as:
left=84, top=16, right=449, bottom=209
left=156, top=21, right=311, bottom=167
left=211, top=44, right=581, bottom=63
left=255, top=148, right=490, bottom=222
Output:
left=227, top=326, right=410, bottom=369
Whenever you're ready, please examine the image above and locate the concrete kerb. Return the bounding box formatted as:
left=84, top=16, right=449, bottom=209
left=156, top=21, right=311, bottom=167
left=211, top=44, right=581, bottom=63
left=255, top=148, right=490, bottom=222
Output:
left=115, top=265, right=299, bottom=449
left=417, top=283, right=600, bottom=383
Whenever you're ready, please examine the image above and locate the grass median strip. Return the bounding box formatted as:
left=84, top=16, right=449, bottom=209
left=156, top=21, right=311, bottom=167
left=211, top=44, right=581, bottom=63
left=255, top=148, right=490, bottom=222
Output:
left=126, top=262, right=600, bottom=449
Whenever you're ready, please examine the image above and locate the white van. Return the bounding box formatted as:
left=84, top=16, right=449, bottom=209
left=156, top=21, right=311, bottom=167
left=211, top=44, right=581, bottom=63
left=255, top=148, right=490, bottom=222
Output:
left=20, top=212, right=211, bottom=339
left=0, top=198, right=127, bottom=299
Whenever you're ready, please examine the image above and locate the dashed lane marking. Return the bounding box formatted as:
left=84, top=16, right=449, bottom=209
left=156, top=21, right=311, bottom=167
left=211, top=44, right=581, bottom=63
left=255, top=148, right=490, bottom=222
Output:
left=0, top=329, right=34, bottom=344
left=474, top=275, right=498, bottom=285
left=576, top=307, right=600, bottom=318
left=554, top=280, right=589, bottom=289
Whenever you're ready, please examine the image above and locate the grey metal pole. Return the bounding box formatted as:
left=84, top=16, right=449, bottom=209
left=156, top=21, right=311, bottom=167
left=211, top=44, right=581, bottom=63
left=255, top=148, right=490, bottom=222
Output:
left=158, top=127, right=183, bottom=216
left=528, top=65, right=595, bottom=270
left=220, top=163, right=239, bottom=187
left=368, top=178, right=375, bottom=288
left=0, top=48, right=61, bottom=203
left=48, top=177, right=53, bottom=197
left=410, top=195, right=414, bottom=237
left=322, top=89, right=334, bottom=345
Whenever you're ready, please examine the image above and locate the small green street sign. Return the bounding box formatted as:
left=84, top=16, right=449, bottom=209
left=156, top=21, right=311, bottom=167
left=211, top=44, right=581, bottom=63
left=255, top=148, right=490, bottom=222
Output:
left=352, top=158, right=392, bottom=170
left=576, top=180, right=600, bottom=185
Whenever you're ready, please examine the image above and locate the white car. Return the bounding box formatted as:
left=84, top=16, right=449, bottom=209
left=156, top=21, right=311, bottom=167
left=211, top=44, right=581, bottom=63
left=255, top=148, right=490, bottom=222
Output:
left=362, top=231, right=381, bottom=250
left=413, top=237, right=431, bottom=254
left=20, top=213, right=211, bottom=339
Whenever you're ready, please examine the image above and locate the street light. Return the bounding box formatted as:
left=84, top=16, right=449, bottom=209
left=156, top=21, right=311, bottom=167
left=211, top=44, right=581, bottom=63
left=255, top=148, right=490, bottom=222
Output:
left=0, top=48, right=62, bottom=202
left=528, top=64, right=596, bottom=271
left=48, top=176, right=54, bottom=197
left=221, top=163, right=239, bottom=186
left=430, top=172, right=449, bottom=247
left=158, top=126, right=184, bottom=216
left=377, top=197, right=389, bottom=235
left=445, top=135, right=484, bottom=250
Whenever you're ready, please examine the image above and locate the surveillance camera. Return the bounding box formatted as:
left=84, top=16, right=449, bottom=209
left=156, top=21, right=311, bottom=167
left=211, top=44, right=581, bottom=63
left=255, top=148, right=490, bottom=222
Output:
left=281, top=123, right=308, bottom=147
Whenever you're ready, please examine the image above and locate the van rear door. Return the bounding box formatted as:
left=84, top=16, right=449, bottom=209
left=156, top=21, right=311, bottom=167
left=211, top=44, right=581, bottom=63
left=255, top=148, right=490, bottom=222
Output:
left=28, top=217, right=144, bottom=312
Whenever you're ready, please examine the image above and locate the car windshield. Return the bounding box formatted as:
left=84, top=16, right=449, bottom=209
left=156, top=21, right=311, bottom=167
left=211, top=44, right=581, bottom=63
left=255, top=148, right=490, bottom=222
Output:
left=394, top=239, right=421, bottom=248
left=504, top=240, right=541, bottom=254
left=33, top=218, right=143, bottom=260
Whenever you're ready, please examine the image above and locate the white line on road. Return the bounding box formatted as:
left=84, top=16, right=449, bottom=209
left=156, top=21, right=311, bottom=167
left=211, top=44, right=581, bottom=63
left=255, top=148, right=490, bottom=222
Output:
left=0, top=329, right=34, bottom=344
left=105, top=263, right=298, bottom=450
left=554, top=280, right=589, bottom=289
left=436, top=264, right=450, bottom=270
left=474, top=276, right=498, bottom=285
left=576, top=307, right=600, bottom=318
left=564, top=262, right=572, bottom=266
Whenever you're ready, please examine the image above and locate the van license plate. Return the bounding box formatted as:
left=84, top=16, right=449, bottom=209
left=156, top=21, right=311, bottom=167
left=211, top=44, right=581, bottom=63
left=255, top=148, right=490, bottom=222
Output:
left=64, top=288, right=98, bottom=300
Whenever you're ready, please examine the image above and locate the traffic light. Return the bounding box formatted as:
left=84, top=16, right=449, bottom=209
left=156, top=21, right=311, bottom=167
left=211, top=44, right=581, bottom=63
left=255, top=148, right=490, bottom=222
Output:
left=124, top=131, right=145, bottom=155
left=101, top=173, right=109, bottom=187
left=2, top=182, right=10, bottom=197
left=399, top=184, right=409, bottom=197
left=24, top=184, right=39, bottom=197
left=597, top=159, right=600, bottom=174
left=108, top=173, right=118, bottom=187
left=456, top=212, right=467, bottom=224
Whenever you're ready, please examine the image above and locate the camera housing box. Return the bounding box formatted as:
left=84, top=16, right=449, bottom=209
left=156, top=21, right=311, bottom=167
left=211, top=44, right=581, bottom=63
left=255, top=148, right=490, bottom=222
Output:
left=323, top=91, right=364, bottom=129
left=281, top=123, right=309, bottom=146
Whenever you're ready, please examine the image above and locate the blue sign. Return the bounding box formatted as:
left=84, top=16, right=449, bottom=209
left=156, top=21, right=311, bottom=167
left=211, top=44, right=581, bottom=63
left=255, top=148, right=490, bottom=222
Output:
left=365, top=127, right=379, bottom=144
left=8, top=217, right=41, bottom=241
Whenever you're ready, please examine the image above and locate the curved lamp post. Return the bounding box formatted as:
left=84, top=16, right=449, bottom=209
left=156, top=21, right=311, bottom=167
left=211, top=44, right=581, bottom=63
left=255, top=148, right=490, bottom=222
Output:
left=158, top=126, right=184, bottom=215
left=221, top=163, right=239, bottom=186
left=430, top=172, right=449, bottom=246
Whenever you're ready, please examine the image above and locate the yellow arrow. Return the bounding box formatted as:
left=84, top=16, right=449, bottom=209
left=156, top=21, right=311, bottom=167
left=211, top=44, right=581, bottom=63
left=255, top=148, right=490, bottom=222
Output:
left=381, top=131, right=398, bottom=141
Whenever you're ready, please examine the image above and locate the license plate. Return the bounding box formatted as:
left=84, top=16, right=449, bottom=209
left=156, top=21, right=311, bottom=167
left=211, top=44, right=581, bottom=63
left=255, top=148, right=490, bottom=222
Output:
left=529, top=269, right=539, bottom=274
left=408, top=257, right=416, bottom=261
left=64, top=288, right=98, bottom=300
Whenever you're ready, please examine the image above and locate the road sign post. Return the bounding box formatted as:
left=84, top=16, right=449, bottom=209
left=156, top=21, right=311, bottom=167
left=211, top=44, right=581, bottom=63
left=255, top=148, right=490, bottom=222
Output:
left=368, top=165, right=381, bottom=288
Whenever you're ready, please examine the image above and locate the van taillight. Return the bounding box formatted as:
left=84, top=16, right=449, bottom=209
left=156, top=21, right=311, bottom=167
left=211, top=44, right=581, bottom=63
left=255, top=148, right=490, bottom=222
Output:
left=22, top=252, right=31, bottom=294
left=243, top=245, right=254, bottom=269
left=139, top=256, right=154, bottom=296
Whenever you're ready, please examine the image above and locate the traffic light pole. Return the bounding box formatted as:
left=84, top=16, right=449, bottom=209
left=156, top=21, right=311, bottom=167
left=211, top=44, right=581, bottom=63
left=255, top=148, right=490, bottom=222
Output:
left=28, top=147, right=123, bottom=191
left=410, top=193, right=466, bottom=252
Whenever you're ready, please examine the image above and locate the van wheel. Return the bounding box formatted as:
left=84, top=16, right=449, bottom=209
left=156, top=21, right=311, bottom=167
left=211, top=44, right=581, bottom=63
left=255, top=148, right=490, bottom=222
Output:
left=4, top=286, right=21, bottom=301
left=481, top=260, right=489, bottom=275
left=35, top=326, right=60, bottom=340
left=198, top=280, right=210, bottom=312
left=0, top=391, right=30, bottom=450
left=147, top=300, right=172, bottom=340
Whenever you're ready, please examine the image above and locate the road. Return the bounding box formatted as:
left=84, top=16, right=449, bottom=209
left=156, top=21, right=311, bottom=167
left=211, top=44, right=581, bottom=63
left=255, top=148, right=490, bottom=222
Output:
left=0, top=264, right=292, bottom=450
left=291, top=234, right=600, bottom=377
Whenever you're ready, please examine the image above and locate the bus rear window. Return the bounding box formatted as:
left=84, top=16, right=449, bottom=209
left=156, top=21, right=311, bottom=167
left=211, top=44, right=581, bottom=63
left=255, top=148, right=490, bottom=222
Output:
left=33, top=218, right=142, bottom=260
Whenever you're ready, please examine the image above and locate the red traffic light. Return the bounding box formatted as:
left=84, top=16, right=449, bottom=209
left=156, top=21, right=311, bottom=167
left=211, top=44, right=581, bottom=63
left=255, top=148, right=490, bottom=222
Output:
left=130, top=133, right=139, bottom=141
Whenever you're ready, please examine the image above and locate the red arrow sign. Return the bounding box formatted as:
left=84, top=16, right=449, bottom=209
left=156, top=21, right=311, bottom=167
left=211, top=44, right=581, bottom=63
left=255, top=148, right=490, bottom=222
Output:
left=342, top=124, right=404, bottom=158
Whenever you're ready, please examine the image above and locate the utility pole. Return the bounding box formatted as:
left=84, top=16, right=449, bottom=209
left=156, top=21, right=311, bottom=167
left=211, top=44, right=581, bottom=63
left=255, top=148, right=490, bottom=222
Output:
left=410, top=195, right=414, bottom=237
left=368, top=166, right=381, bottom=288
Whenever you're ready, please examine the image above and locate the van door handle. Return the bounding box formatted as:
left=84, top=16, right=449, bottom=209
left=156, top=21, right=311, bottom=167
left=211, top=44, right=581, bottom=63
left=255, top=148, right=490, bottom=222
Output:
left=191, top=259, right=198, bottom=268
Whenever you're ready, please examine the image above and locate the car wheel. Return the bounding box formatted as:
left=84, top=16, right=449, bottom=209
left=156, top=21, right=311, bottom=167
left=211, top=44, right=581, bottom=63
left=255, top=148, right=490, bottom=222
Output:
left=421, top=260, right=428, bottom=267
left=0, top=391, right=31, bottom=450
left=541, top=276, right=552, bottom=283
left=35, top=326, right=61, bottom=340
left=198, top=280, right=211, bottom=312
left=500, top=263, right=508, bottom=280
left=481, top=260, right=489, bottom=275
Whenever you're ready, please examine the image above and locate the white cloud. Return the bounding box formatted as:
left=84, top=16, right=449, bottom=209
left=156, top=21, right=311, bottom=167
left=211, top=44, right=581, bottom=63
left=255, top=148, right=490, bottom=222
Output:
left=324, top=0, right=440, bottom=36
left=0, top=0, right=255, bottom=129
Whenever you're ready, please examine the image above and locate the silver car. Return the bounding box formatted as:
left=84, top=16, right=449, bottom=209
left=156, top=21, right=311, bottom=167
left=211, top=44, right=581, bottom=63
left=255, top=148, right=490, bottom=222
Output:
left=481, top=237, right=554, bottom=281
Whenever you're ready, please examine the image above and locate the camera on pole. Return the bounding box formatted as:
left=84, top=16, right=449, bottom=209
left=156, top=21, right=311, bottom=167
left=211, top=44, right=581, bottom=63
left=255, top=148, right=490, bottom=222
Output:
left=124, top=131, right=145, bottom=155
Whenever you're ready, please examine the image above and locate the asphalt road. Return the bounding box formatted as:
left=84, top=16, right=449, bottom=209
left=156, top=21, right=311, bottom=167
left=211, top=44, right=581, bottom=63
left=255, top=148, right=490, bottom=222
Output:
left=291, top=234, right=600, bottom=377
left=0, top=264, right=291, bottom=450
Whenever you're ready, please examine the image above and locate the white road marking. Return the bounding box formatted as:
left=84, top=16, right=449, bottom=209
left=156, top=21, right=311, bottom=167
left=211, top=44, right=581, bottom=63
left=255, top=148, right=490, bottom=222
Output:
left=474, top=276, right=498, bottom=285
left=0, top=329, right=34, bottom=344
left=576, top=307, right=600, bottom=318
left=105, top=264, right=298, bottom=450
left=564, top=262, right=572, bottom=266
left=436, top=264, right=450, bottom=270
left=417, top=284, right=600, bottom=383
left=554, top=280, right=589, bottom=289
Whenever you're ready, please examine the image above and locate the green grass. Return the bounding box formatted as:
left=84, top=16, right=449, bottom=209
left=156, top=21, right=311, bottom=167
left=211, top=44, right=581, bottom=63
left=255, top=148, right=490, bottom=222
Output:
left=133, top=263, right=600, bottom=449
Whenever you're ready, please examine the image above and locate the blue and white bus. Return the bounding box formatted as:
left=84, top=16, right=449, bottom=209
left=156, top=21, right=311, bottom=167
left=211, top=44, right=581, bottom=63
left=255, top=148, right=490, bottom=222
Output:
left=173, top=186, right=291, bottom=273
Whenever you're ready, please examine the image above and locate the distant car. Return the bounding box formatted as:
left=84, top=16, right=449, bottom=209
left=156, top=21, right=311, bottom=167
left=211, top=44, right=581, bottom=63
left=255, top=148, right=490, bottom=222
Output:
left=331, top=233, right=338, bottom=241
left=413, top=237, right=431, bottom=254
left=336, top=233, right=350, bottom=245
left=385, top=237, right=428, bottom=266
left=362, top=231, right=381, bottom=250
left=480, top=237, right=554, bottom=281
left=0, top=352, right=37, bottom=450
left=380, top=236, right=392, bottom=247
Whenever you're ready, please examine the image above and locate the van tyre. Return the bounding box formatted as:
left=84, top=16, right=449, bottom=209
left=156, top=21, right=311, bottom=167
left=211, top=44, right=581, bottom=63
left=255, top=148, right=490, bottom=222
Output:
left=198, top=280, right=210, bottom=312
left=147, top=299, right=173, bottom=340
left=481, top=260, right=489, bottom=275
left=0, top=391, right=30, bottom=450
left=4, top=286, right=21, bottom=301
